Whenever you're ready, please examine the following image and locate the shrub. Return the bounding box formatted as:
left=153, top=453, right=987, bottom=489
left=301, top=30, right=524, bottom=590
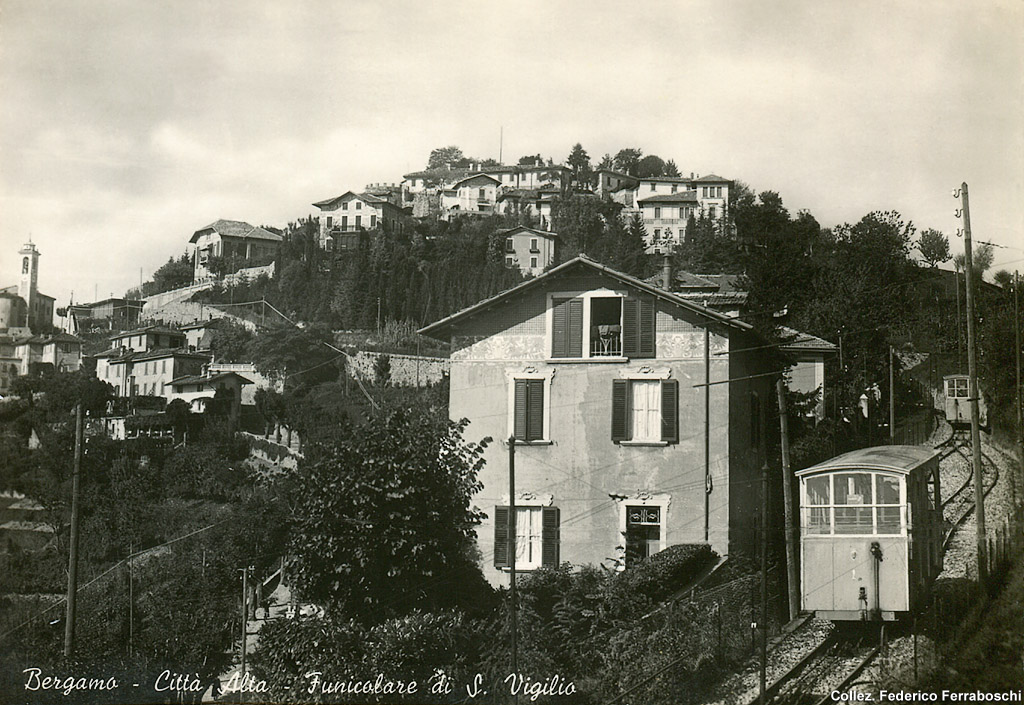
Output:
left=612, top=543, right=716, bottom=604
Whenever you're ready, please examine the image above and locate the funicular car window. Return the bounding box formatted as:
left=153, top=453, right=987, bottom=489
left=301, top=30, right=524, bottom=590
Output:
left=875, top=473, right=902, bottom=534
left=805, top=475, right=830, bottom=534
left=834, top=472, right=873, bottom=534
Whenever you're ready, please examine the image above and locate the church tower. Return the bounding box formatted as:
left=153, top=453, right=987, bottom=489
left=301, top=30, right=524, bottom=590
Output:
left=18, top=242, right=40, bottom=329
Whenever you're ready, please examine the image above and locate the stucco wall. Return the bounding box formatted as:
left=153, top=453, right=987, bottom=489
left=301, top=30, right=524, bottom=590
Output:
left=346, top=351, right=449, bottom=388
left=446, top=281, right=740, bottom=586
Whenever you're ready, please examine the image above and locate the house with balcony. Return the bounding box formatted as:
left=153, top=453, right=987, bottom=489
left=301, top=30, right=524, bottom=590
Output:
left=494, top=186, right=559, bottom=229
left=168, top=370, right=252, bottom=418
left=190, top=220, right=283, bottom=282
left=637, top=191, right=701, bottom=253
left=593, top=169, right=638, bottom=197
left=419, top=255, right=777, bottom=586
left=95, top=346, right=211, bottom=398
left=612, top=174, right=733, bottom=249
left=313, top=191, right=412, bottom=251
left=109, top=325, right=187, bottom=354
left=498, top=227, right=558, bottom=276
left=440, top=174, right=502, bottom=218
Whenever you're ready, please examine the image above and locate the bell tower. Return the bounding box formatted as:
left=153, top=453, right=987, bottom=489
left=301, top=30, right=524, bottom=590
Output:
left=19, top=242, right=40, bottom=328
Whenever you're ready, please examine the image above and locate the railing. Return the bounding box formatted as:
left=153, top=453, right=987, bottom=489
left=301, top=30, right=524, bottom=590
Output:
left=590, top=327, right=622, bottom=357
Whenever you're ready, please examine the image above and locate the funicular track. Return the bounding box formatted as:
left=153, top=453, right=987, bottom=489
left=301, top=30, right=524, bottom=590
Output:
left=939, top=441, right=999, bottom=551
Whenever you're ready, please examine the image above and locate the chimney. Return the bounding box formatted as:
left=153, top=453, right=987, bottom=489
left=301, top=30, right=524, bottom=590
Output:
left=690, top=172, right=695, bottom=179
left=661, top=254, right=673, bottom=291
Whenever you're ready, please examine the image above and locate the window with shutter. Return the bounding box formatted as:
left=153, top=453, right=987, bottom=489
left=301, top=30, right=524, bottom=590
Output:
left=551, top=297, right=583, bottom=358
left=622, top=297, right=656, bottom=358
left=612, top=378, right=679, bottom=444
left=512, top=379, right=545, bottom=442
left=494, top=505, right=560, bottom=570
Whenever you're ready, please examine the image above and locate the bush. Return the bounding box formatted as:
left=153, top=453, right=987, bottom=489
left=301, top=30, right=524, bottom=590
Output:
left=612, top=543, right=716, bottom=604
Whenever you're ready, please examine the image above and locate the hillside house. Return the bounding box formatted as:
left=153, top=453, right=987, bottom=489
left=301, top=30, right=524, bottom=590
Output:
left=109, top=325, right=187, bottom=354
left=612, top=174, right=733, bottom=250
left=441, top=174, right=503, bottom=217
left=0, top=242, right=55, bottom=334
left=495, top=186, right=559, bottom=229
left=420, top=256, right=777, bottom=586
left=637, top=191, right=701, bottom=253
left=67, top=297, right=145, bottom=332
left=498, top=227, right=558, bottom=276
left=190, top=220, right=283, bottom=282
left=313, top=191, right=411, bottom=250
left=168, top=370, right=252, bottom=418
left=95, top=347, right=210, bottom=398
left=594, top=169, right=638, bottom=197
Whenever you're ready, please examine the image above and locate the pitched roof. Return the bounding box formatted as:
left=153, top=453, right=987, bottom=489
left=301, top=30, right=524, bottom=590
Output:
left=168, top=371, right=253, bottom=386
left=638, top=176, right=693, bottom=184
left=419, top=256, right=752, bottom=339
left=777, top=326, right=838, bottom=353
left=111, top=325, right=185, bottom=340
left=693, top=174, right=731, bottom=183
left=451, top=173, right=502, bottom=188
left=494, top=227, right=559, bottom=240
left=637, top=191, right=700, bottom=204
left=190, top=220, right=283, bottom=244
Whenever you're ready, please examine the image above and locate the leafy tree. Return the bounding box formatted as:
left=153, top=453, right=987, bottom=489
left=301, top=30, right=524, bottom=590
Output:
left=427, top=145, right=464, bottom=169
left=566, top=143, right=592, bottom=188
left=918, top=228, right=951, bottom=268
left=664, top=159, right=681, bottom=177
left=209, top=318, right=256, bottom=362
left=597, top=153, right=614, bottom=170
left=287, top=407, right=490, bottom=620
left=550, top=194, right=607, bottom=258
left=636, top=154, right=667, bottom=178
left=613, top=148, right=643, bottom=176
left=518, top=154, right=543, bottom=166
left=954, top=242, right=995, bottom=282
left=150, top=253, right=194, bottom=293
left=993, top=270, right=1013, bottom=289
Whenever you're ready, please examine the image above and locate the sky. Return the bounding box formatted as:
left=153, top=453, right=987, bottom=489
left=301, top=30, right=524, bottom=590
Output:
left=1, top=0, right=1022, bottom=305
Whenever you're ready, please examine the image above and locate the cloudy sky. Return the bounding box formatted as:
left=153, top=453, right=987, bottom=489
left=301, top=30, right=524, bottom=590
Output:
left=1, top=0, right=1022, bottom=305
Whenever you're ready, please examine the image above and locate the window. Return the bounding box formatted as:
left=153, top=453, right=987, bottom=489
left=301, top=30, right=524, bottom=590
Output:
left=355, top=215, right=362, bottom=229
left=505, top=256, right=514, bottom=267
left=654, top=207, right=661, bottom=218
left=342, top=215, right=348, bottom=229
left=709, top=206, right=717, bottom=219
left=803, top=472, right=905, bottom=536
left=611, top=379, right=678, bottom=443
left=531, top=256, right=538, bottom=268
left=370, top=215, right=377, bottom=228
left=479, top=187, right=487, bottom=199
left=550, top=294, right=655, bottom=359
left=342, top=202, right=348, bottom=210
left=671, top=185, right=677, bottom=193
left=530, top=238, right=539, bottom=252
left=946, top=378, right=968, bottom=398
left=702, top=187, right=708, bottom=197
left=506, top=237, right=515, bottom=253
left=355, top=201, right=362, bottom=210
left=494, top=506, right=560, bottom=570
left=650, top=183, right=656, bottom=191
left=625, top=505, right=661, bottom=566
left=326, top=216, right=333, bottom=228
left=512, top=379, right=545, bottom=442
left=654, top=229, right=661, bottom=239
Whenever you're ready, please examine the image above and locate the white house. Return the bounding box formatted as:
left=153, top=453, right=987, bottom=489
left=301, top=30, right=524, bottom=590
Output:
left=190, top=220, right=283, bottom=282
left=498, top=227, right=558, bottom=276
left=312, top=191, right=412, bottom=250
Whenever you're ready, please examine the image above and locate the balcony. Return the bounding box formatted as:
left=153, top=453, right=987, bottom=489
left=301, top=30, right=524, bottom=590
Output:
left=590, top=325, right=622, bottom=357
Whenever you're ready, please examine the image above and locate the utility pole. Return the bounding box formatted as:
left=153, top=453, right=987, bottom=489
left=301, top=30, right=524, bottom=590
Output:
left=956, top=267, right=964, bottom=371
left=1015, top=271, right=1022, bottom=512
left=777, top=379, right=798, bottom=621
left=63, top=403, right=83, bottom=657
left=959, top=182, right=988, bottom=589
left=128, top=542, right=134, bottom=659
left=889, top=345, right=896, bottom=444
left=758, top=392, right=769, bottom=705
left=240, top=567, right=249, bottom=676
left=507, top=435, right=519, bottom=697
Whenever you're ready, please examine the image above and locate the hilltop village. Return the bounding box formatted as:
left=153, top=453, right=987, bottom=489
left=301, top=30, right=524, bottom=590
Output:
left=0, top=143, right=1021, bottom=703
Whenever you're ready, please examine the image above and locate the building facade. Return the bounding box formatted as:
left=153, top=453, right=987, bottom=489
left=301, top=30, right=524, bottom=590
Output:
left=420, top=257, right=774, bottom=586
left=312, top=191, right=412, bottom=250
left=498, top=227, right=558, bottom=276
left=190, top=220, right=283, bottom=282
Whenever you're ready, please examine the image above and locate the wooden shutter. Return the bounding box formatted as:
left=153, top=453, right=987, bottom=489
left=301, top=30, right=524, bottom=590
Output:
left=567, top=298, right=583, bottom=357
left=527, top=379, right=544, bottom=441
left=622, top=298, right=639, bottom=356
left=612, top=379, right=629, bottom=442
left=541, top=507, right=560, bottom=567
left=661, top=379, right=679, bottom=443
left=513, top=380, right=528, bottom=440
left=494, top=506, right=510, bottom=567
left=638, top=297, right=656, bottom=358
left=551, top=298, right=570, bottom=357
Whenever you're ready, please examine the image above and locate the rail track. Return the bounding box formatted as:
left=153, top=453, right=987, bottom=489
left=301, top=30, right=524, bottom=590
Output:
left=940, top=445, right=999, bottom=551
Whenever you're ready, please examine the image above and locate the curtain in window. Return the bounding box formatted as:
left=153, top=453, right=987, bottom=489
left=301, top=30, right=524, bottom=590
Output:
left=631, top=380, right=660, bottom=442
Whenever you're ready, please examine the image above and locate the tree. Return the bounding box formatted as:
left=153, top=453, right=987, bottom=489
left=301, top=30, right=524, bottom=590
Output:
left=597, top=153, right=614, bottom=170
left=550, top=194, right=607, bottom=259
left=518, top=154, right=543, bottom=166
left=613, top=148, right=643, bottom=176
left=150, top=253, right=194, bottom=294
left=566, top=143, right=592, bottom=188
left=918, top=228, right=951, bottom=268
left=287, top=407, right=490, bottom=620
left=427, top=146, right=464, bottom=169
left=209, top=319, right=256, bottom=362
left=663, top=159, right=680, bottom=177
left=636, top=154, right=666, bottom=178
left=953, top=242, right=994, bottom=281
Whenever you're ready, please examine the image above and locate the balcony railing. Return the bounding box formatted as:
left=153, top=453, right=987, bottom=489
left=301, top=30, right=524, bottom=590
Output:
left=590, top=326, right=622, bottom=357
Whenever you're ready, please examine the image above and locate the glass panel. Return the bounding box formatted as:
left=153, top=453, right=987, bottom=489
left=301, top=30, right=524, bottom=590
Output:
left=876, top=474, right=900, bottom=504
left=877, top=506, right=901, bottom=534
left=835, top=507, right=874, bottom=534
left=807, top=507, right=831, bottom=534
left=806, top=476, right=830, bottom=505
left=834, top=473, right=872, bottom=505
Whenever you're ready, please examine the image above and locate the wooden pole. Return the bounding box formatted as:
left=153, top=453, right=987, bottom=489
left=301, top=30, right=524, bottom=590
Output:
left=960, top=182, right=988, bottom=588
left=1015, top=271, right=1022, bottom=511
left=777, top=379, right=798, bottom=621
left=240, top=567, right=248, bottom=676
left=508, top=435, right=519, bottom=700
left=63, top=403, right=83, bottom=657
left=759, top=395, right=769, bottom=705
left=889, top=345, right=896, bottom=444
